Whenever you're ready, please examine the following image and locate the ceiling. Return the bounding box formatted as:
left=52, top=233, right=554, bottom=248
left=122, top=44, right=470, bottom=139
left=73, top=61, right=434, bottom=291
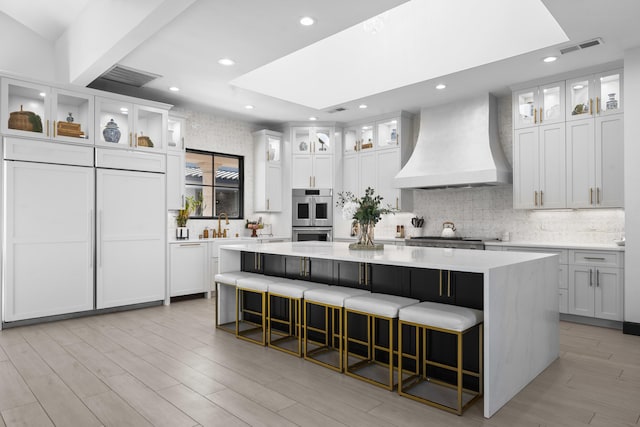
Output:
left=3, top=0, right=640, bottom=127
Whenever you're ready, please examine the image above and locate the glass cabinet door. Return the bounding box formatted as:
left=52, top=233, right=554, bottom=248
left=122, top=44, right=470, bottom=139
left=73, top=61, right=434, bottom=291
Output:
left=344, top=127, right=358, bottom=154
left=567, top=77, right=592, bottom=120
left=360, top=124, right=374, bottom=151
left=1, top=78, right=50, bottom=137
left=597, top=70, right=622, bottom=115
left=266, top=134, right=281, bottom=163
left=293, top=128, right=311, bottom=154
left=95, top=97, right=134, bottom=148
left=377, top=119, right=399, bottom=149
left=311, top=127, right=332, bottom=154
left=167, top=115, right=185, bottom=151
left=52, top=88, right=93, bottom=144
left=134, top=105, right=166, bottom=152
left=513, top=88, right=536, bottom=129
left=539, top=82, right=564, bottom=125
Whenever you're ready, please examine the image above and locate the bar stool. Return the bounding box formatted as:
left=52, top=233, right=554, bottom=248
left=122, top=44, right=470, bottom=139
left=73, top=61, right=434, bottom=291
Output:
left=398, top=301, right=483, bottom=415
left=235, top=275, right=276, bottom=345
left=343, top=293, right=419, bottom=390
left=303, top=286, right=370, bottom=372
left=267, top=279, right=325, bottom=356
left=214, top=271, right=254, bottom=333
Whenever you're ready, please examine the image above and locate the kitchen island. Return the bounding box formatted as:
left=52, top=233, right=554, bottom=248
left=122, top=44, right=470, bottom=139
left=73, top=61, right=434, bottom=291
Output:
left=218, top=241, right=559, bottom=418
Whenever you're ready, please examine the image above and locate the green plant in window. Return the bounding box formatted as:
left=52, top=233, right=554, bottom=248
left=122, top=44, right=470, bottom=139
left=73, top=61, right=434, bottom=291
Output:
left=176, top=195, right=203, bottom=227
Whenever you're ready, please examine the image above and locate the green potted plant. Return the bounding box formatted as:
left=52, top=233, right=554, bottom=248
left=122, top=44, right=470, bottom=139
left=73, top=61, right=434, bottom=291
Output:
left=176, top=195, right=203, bottom=239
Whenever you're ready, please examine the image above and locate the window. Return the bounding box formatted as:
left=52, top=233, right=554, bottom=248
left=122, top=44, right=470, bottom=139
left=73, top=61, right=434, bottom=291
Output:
left=185, top=149, right=244, bottom=219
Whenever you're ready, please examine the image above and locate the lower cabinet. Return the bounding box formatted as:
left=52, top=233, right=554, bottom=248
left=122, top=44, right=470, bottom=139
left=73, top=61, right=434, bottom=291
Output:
left=569, top=265, right=623, bottom=321
left=170, top=242, right=208, bottom=296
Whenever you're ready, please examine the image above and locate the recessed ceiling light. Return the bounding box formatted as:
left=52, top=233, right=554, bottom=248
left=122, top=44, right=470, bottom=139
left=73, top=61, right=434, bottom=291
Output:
left=169, top=86, right=180, bottom=92
left=359, top=104, right=368, bottom=109
left=435, top=84, right=446, bottom=90
left=300, top=16, right=315, bottom=26
left=543, top=56, right=557, bottom=63
left=245, top=105, right=254, bottom=110
left=39, top=92, right=46, bottom=97
left=573, top=84, right=584, bottom=90
left=309, top=116, right=317, bottom=121
left=120, top=107, right=128, bottom=112
left=218, top=58, right=235, bottom=66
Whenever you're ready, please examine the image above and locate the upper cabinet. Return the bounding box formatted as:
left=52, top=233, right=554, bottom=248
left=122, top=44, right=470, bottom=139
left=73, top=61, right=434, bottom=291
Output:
left=513, top=81, right=564, bottom=129
left=253, top=129, right=283, bottom=211
left=1, top=77, right=94, bottom=144
left=167, top=114, right=186, bottom=152
left=292, top=126, right=333, bottom=155
left=95, top=96, right=168, bottom=152
left=566, top=69, right=623, bottom=121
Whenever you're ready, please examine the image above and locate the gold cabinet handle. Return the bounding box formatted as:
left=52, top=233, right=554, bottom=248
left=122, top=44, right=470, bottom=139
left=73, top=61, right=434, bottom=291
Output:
left=396, top=197, right=399, bottom=210
left=53, top=120, right=56, bottom=138
left=300, top=257, right=304, bottom=276
left=447, top=270, right=451, bottom=297
left=365, top=263, right=369, bottom=286
left=597, top=187, right=600, bottom=205
left=596, top=269, right=599, bottom=287
left=267, top=198, right=270, bottom=210
left=596, top=96, right=600, bottom=113
left=134, top=133, right=138, bottom=147
left=533, top=108, right=537, bottom=124
left=129, top=132, right=132, bottom=147
left=46, top=119, right=50, bottom=136
left=396, top=133, right=399, bottom=145
left=589, top=187, right=593, bottom=205
left=309, top=176, right=312, bottom=187
left=589, top=98, right=593, bottom=115
left=589, top=269, right=593, bottom=287
left=439, top=270, right=443, bottom=296
left=540, top=107, right=543, bottom=123
left=540, top=190, right=544, bottom=207
left=358, top=263, right=362, bottom=285
left=534, top=190, right=538, bottom=207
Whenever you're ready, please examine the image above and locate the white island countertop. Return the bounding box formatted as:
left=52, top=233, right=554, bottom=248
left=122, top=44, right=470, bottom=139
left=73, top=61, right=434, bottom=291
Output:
left=217, top=241, right=556, bottom=273
left=217, top=241, right=560, bottom=418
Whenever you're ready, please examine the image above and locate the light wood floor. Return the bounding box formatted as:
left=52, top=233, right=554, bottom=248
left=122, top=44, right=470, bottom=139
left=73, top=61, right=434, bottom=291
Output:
left=1, top=298, right=639, bottom=427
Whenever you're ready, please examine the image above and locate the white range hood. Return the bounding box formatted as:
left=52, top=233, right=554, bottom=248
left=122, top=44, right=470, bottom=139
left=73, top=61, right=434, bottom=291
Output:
left=394, top=93, right=511, bottom=189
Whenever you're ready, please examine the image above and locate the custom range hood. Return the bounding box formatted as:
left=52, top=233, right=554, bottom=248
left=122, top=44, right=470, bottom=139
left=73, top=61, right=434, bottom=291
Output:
left=394, top=93, right=511, bottom=189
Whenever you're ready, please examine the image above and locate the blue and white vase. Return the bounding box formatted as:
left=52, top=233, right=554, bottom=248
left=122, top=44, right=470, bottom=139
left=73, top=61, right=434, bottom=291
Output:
left=103, top=119, right=121, bottom=143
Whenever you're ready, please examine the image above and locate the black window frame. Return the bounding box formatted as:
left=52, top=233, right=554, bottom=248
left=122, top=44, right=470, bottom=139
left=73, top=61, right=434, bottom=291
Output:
left=185, top=148, right=244, bottom=220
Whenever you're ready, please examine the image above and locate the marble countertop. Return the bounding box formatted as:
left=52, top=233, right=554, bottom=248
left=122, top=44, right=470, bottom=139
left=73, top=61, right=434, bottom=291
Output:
left=218, top=241, right=556, bottom=273
left=485, top=240, right=625, bottom=251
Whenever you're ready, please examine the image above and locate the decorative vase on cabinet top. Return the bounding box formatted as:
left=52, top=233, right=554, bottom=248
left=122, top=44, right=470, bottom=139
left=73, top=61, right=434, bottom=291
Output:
left=103, top=118, right=121, bottom=143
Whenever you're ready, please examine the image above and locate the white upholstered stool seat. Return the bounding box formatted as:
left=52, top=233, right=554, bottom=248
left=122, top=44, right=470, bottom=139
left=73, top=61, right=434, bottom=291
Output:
left=214, top=271, right=255, bottom=333
left=398, top=301, right=484, bottom=415
left=236, top=275, right=276, bottom=346
left=399, top=301, right=483, bottom=332
left=303, top=286, right=370, bottom=372
left=344, top=293, right=419, bottom=390
left=266, top=280, right=326, bottom=357
left=214, top=271, right=253, bottom=286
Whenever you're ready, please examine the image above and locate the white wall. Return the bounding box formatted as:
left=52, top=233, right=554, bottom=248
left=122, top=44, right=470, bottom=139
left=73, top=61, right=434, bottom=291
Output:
left=624, top=48, right=640, bottom=324
left=0, top=12, right=55, bottom=81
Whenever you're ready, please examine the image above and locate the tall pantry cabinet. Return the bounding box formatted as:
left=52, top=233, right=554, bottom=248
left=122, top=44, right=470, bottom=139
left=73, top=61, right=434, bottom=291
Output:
left=0, top=74, right=170, bottom=326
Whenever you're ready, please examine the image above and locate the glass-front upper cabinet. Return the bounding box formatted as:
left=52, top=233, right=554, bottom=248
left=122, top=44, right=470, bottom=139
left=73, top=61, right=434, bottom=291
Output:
left=344, top=127, right=358, bottom=154
left=292, top=126, right=333, bottom=154
left=1, top=78, right=93, bottom=144
left=359, top=124, right=374, bottom=151
left=513, top=81, right=564, bottom=129
left=566, top=69, right=623, bottom=120
left=343, top=124, right=374, bottom=154
left=377, top=118, right=399, bottom=149
left=95, top=97, right=167, bottom=152
left=167, top=114, right=186, bottom=152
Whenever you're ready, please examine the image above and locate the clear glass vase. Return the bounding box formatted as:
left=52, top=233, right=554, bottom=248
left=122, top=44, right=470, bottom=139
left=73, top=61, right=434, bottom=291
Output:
left=357, top=221, right=375, bottom=246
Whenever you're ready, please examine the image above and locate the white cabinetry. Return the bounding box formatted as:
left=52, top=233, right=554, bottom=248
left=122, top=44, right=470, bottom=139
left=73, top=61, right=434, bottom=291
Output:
left=513, top=123, right=566, bottom=209
left=568, top=250, right=623, bottom=321
left=291, top=126, right=334, bottom=188
left=3, top=149, right=95, bottom=321
left=253, top=130, right=282, bottom=211
left=95, top=96, right=167, bottom=152
left=96, top=167, right=166, bottom=309
left=566, top=114, right=624, bottom=208
left=513, top=81, right=565, bottom=129
left=1, top=77, right=94, bottom=144
left=166, top=114, right=186, bottom=210
left=566, top=69, right=623, bottom=120
left=342, top=113, right=412, bottom=210
left=169, top=242, right=208, bottom=297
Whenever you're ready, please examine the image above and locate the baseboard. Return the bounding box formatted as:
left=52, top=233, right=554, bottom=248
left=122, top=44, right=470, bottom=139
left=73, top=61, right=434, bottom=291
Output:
left=559, top=313, right=622, bottom=330
left=623, top=321, right=640, bottom=336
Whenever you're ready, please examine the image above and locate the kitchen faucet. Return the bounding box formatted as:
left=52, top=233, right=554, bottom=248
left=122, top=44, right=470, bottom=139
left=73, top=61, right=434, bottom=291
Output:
left=218, top=212, right=229, bottom=237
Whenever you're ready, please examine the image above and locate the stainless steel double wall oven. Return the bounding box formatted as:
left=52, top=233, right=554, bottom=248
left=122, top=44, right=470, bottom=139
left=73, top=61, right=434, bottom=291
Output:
left=292, top=189, right=333, bottom=241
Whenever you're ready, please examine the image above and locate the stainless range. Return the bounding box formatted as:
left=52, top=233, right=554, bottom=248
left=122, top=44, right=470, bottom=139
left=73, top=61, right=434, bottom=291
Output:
left=405, top=236, right=497, bottom=250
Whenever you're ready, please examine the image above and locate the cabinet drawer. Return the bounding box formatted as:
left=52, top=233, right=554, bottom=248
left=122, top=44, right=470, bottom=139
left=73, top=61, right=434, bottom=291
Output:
left=4, top=137, right=94, bottom=166
left=505, top=246, right=568, bottom=264
left=96, top=148, right=165, bottom=173
left=571, top=250, right=622, bottom=268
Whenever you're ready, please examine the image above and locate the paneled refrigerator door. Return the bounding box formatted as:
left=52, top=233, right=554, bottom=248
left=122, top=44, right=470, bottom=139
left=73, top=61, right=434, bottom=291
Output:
left=96, top=168, right=166, bottom=309
left=4, top=161, right=94, bottom=321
